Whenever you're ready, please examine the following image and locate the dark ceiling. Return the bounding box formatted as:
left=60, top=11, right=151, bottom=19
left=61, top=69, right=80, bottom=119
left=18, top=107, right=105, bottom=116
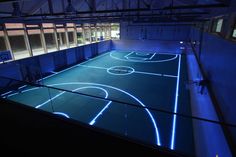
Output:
left=0, top=0, right=232, bottom=23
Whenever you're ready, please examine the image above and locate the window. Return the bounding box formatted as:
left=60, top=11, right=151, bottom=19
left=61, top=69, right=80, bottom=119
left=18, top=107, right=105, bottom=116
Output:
left=111, top=23, right=120, bottom=39
left=42, top=23, right=57, bottom=52
left=67, top=28, right=76, bottom=47
left=212, top=18, right=223, bottom=33
left=8, top=30, right=29, bottom=60
left=44, top=29, right=57, bottom=52
left=28, top=29, right=44, bottom=56
left=57, top=28, right=67, bottom=50
left=83, top=25, right=91, bottom=44
left=91, top=26, right=97, bottom=42
left=76, top=27, right=84, bottom=45
left=232, top=24, right=236, bottom=39
left=216, top=19, right=223, bottom=33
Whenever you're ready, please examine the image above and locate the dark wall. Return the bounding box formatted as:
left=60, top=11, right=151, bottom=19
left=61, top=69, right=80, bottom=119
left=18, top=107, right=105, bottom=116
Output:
left=0, top=40, right=111, bottom=82
left=120, top=22, right=191, bottom=41
left=190, top=28, right=236, bottom=143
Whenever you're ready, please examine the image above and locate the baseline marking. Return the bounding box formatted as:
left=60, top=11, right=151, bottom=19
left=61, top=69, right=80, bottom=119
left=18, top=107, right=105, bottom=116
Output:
left=110, top=52, right=178, bottom=63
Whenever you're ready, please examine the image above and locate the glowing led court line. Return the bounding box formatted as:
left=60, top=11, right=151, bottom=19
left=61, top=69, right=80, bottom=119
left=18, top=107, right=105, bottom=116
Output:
left=170, top=54, right=181, bottom=150
left=18, top=85, right=27, bottom=89
left=124, top=51, right=135, bottom=58
left=50, top=71, right=58, bottom=74
left=110, top=52, right=178, bottom=63
left=149, top=53, right=156, bottom=60
left=126, top=57, right=148, bottom=61
left=107, top=66, right=135, bottom=76
left=135, top=52, right=150, bottom=56
left=35, top=86, right=108, bottom=108
left=22, top=87, right=40, bottom=93
left=38, top=52, right=109, bottom=81
left=48, top=82, right=161, bottom=146
left=11, top=82, right=161, bottom=146
left=53, top=112, right=70, bottom=118
left=89, top=101, right=112, bottom=125
left=7, top=87, right=40, bottom=97
left=77, top=64, right=177, bottom=78
left=163, top=74, right=178, bottom=78
left=35, top=91, right=66, bottom=108
left=77, top=64, right=107, bottom=70
left=72, top=86, right=108, bottom=99
left=1, top=91, right=13, bottom=97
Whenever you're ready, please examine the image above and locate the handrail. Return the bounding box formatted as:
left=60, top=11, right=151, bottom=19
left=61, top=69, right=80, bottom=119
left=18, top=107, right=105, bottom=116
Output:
left=1, top=75, right=236, bottom=128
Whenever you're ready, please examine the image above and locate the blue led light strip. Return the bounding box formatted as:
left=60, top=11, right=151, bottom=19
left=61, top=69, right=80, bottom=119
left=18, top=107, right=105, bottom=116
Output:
left=89, top=101, right=112, bottom=125
left=170, top=54, right=181, bottom=150
left=53, top=112, right=70, bottom=118
left=35, top=92, right=66, bottom=108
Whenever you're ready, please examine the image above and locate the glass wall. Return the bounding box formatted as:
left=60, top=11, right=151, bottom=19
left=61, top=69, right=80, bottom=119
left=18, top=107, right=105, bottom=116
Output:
left=27, top=27, right=44, bottom=56
left=8, top=30, right=29, bottom=60
left=56, top=28, right=67, bottom=50
left=76, top=27, right=84, bottom=45
left=91, top=25, right=97, bottom=43
left=0, top=22, right=116, bottom=61
left=111, top=23, right=120, bottom=39
left=84, top=24, right=91, bottom=44
left=42, top=23, right=57, bottom=52
left=67, top=23, right=76, bottom=47
left=6, top=23, right=30, bottom=60
left=67, top=28, right=76, bottom=47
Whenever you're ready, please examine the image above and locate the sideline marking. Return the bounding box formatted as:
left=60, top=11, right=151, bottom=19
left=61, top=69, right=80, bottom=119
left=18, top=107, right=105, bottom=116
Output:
left=170, top=55, right=181, bottom=150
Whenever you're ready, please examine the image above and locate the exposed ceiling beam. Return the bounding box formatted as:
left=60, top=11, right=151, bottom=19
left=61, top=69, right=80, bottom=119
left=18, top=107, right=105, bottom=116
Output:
left=163, top=3, right=229, bottom=10
left=47, top=0, right=54, bottom=15
left=28, top=0, right=47, bottom=14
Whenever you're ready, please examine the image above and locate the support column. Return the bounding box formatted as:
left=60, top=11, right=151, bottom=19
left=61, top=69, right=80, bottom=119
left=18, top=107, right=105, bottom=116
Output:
left=53, top=24, right=59, bottom=50
left=89, top=24, right=92, bottom=43
left=74, top=24, right=78, bottom=46
left=95, top=24, right=98, bottom=42
left=65, top=26, right=70, bottom=48
left=82, top=24, right=85, bottom=45
left=40, top=24, right=47, bottom=53
left=108, top=24, right=111, bottom=39
left=3, top=24, right=14, bottom=60
left=23, top=24, right=33, bottom=57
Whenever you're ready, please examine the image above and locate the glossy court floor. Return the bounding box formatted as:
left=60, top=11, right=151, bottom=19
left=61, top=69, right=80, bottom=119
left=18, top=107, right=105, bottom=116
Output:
left=4, top=50, right=195, bottom=156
